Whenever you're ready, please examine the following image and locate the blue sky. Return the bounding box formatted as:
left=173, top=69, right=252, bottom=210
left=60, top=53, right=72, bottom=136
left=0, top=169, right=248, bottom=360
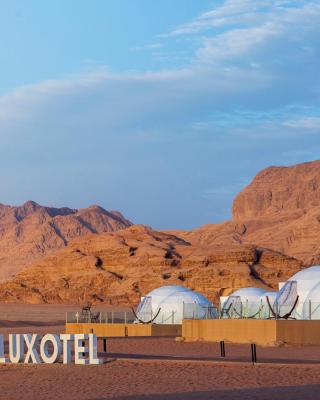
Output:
left=0, top=0, right=319, bottom=229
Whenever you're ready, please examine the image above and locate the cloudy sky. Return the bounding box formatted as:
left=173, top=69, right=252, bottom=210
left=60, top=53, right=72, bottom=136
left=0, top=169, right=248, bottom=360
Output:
left=0, top=0, right=319, bottom=229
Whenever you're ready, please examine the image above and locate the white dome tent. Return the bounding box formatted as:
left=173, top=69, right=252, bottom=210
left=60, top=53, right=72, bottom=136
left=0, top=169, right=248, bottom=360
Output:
left=279, top=265, right=320, bottom=319
left=302, top=281, right=320, bottom=320
left=135, top=285, right=215, bottom=324
left=220, top=287, right=267, bottom=319
left=287, top=265, right=320, bottom=303
left=218, top=265, right=320, bottom=320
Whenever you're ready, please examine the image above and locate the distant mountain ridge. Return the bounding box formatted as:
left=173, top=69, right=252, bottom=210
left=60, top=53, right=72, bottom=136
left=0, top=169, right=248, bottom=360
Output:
left=0, top=200, right=132, bottom=280
left=0, top=160, right=319, bottom=305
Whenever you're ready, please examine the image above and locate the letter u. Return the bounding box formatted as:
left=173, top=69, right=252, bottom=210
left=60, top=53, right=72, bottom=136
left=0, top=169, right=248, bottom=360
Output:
left=9, top=334, right=24, bottom=363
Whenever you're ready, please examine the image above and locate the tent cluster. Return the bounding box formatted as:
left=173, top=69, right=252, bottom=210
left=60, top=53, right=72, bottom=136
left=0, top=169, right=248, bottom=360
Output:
left=135, top=285, right=216, bottom=324
left=220, top=265, right=320, bottom=320
left=135, top=266, right=320, bottom=324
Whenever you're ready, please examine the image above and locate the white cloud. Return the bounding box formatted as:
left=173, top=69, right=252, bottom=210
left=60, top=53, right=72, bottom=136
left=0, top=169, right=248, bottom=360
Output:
left=283, top=117, right=320, bottom=130
left=165, top=0, right=266, bottom=36
left=165, top=0, right=313, bottom=36
left=130, top=43, right=162, bottom=52
left=0, top=66, right=197, bottom=128
left=196, top=2, right=320, bottom=63
left=0, top=0, right=318, bottom=145
left=157, top=0, right=320, bottom=77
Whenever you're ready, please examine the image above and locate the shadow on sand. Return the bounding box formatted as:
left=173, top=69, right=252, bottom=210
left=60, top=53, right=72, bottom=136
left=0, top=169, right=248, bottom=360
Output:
left=104, top=351, right=320, bottom=365
left=94, top=384, right=320, bottom=400
left=0, top=319, right=64, bottom=327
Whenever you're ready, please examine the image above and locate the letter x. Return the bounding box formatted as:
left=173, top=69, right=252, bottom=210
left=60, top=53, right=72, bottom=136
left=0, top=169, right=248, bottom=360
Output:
left=24, top=334, right=41, bottom=364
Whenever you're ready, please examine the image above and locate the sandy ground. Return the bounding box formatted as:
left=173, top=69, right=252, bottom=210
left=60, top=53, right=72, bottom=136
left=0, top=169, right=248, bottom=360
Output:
left=0, top=304, right=320, bottom=399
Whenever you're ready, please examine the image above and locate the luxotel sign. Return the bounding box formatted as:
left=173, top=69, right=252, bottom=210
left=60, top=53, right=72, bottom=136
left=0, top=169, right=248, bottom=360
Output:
left=0, top=333, right=102, bottom=365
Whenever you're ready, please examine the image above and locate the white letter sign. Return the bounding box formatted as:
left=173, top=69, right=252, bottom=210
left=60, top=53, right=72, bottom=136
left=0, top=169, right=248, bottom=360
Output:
left=24, top=334, right=41, bottom=364
left=60, top=334, right=74, bottom=364
left=9, top=334, right=24, bottom=363
left=0, top=335, right=8, bottom=363
left=74, top=334, right=89, bottom=365
left=0, top=333, right=103, bottom=365
left=89, top=334, right=102, bottom=365
left=40, top=334, right=62, bottom=364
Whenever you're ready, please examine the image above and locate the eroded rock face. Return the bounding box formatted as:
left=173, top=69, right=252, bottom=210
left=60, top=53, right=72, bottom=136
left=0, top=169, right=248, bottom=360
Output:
left=233, top=161, right=320, bottom=220
left=179, top=160, right=320, bottom=264
left=0, top=201, right=132, bottom=280
left=0, top=225, right=302, bottom=305
left=0, top=160, right=319, bottom=305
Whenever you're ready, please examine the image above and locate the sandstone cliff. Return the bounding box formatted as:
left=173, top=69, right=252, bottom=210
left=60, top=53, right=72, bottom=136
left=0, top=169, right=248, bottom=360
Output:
left=0, top=201, right=131, bottom=280
left=182, top=160, right=320, bottom=265
left=0, top=160, right=319, bottom=305
left=0, top=225, right=302, bottom=304
left=233, top=161, right=320, bottom=220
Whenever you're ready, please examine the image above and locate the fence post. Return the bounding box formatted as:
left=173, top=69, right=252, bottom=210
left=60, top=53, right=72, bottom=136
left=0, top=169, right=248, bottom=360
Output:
left=309, top=300, right=312, bottom=320
left=259, top=299, right=262, bottom=319
left=103, top=338, right=107, bottom=353
left=124, top=311, right=127, bottom=324
left=220, top=341, right=225, bottom=358
left=112, top=310, right=114, bottom=324
left=251, top=343, right=257, bottom=364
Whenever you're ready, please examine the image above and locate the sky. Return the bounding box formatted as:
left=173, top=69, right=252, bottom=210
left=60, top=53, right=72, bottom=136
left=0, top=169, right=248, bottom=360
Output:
left=0, top=0, right=319, bottom=229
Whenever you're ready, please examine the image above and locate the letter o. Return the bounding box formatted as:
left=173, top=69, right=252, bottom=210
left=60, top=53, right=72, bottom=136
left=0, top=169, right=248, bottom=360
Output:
left=40, top=334, right=62, bottom=364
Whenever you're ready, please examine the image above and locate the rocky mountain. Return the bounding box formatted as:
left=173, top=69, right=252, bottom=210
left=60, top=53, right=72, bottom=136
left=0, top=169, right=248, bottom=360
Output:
left=0, top=201, right=132, bottom=280
left=182, top=160, right=320, bottom=265
left=233, top=161, right=320, bottom=220
left=0, top=160, right=319, bottom=305
left=0, top=225, right=301, bottom=304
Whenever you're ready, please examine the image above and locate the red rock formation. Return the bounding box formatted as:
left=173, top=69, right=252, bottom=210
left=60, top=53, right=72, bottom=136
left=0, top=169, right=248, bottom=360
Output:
left=233, top=160, right=320, bottom=220
left=0, top=201, right=131, bottom=280
left=181, top=160, right=320, bottom=264
left=0, top=226, right=302, bottom=304
left=0, top=160, right=319, bottom=304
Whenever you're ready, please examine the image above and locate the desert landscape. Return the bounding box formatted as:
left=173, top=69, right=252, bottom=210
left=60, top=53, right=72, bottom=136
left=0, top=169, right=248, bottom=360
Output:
left=0, top=161, right=320, bottom=398
left=1, top=1, right=319, bottom=398
left=0, top=304, right=320, bottom=400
